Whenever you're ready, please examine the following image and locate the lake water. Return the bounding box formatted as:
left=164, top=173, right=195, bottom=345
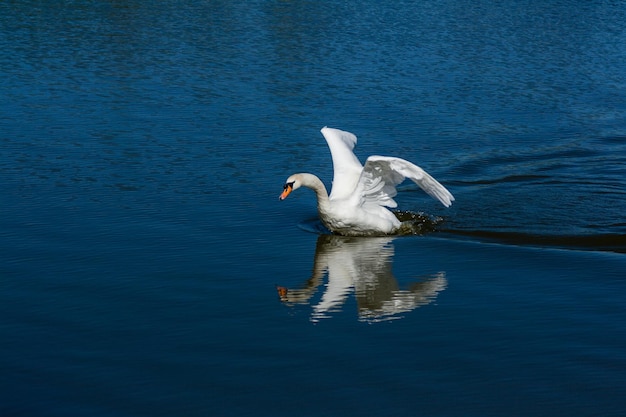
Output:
left=2, top=1, right=626, bottom=416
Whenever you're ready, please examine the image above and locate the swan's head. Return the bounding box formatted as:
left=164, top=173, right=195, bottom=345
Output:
left=279, top=174, right=302, bottom=200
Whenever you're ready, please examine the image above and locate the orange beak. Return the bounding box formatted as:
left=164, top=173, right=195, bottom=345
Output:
left=279, top=183, right=293, bottom=200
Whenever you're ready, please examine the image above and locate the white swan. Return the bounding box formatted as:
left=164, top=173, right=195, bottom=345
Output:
left=279, top=127, right=454, bottom=236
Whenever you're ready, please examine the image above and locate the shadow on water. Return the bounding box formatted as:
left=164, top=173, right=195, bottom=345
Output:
left=276, top=234, right=447, bottom=323
left=439, top=228, right=626, bottom=254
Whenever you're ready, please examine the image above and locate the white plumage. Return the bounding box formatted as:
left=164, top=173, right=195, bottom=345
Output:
left=279, top=127, right=454, bottom=236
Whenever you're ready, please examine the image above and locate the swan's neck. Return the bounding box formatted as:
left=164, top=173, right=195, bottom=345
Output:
left=298, top=173, right=331, bottom=214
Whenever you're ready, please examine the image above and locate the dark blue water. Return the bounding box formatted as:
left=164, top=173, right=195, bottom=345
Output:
left=2, top=1, right=626, bottom=416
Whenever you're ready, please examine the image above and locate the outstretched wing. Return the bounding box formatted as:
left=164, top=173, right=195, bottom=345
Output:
left=354, top=155, right=455, bottom=208
left=320, top=127, right=363, bottom=200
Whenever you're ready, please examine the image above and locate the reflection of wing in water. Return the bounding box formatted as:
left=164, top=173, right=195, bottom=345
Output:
left=355, top=272, right=447, bottom=323
left=277, top=235, right=447, bottom=323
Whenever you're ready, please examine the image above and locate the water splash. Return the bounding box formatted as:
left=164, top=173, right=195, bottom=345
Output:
left=392, top=210, right=445, bottom=236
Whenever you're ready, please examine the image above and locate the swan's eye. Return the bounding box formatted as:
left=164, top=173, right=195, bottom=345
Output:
left=284, top=182, right=294, bottom=190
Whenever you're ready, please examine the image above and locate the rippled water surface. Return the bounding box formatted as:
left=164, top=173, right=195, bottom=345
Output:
left=2, top=1, right=626, bottom=416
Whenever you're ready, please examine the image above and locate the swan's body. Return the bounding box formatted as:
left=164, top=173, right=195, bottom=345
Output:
left=280, top=127, right=454, bottom=236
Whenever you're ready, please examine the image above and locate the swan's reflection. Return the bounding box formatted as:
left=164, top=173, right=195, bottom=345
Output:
left=277, top=235, right=447, bottom=323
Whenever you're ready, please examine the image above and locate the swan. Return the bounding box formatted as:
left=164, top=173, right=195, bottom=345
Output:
left=279, top=127, right=454, bottom=236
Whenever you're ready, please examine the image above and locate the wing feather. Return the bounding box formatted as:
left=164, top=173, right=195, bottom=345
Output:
left=354, top=156, right=455, bottom=208
left=320, top=127, right=363, bottom=200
